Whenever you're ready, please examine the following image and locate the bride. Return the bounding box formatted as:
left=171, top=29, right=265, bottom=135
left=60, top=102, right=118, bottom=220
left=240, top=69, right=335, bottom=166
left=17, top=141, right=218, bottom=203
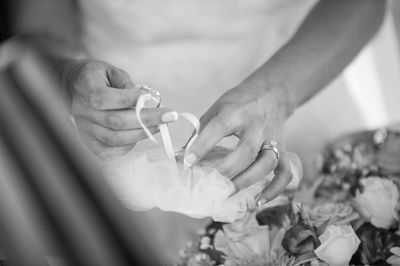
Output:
left=11, top=0, right=386, bottom=262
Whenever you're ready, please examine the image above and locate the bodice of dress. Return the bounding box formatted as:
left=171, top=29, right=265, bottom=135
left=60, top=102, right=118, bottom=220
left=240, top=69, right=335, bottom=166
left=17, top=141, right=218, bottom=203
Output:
left=77, top=1, right=319, bottom=262
left=78, top=0, right=316, bottom=146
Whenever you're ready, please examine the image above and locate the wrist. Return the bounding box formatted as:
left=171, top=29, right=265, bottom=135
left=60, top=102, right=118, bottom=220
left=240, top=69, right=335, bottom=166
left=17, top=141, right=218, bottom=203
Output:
left=270, top=82, right=296, bottom=120
left=242, top=74, right=297, bottom=120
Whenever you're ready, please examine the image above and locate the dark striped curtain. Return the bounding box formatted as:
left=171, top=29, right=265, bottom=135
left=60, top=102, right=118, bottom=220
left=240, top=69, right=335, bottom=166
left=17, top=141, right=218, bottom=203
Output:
left=0, top=43, right=160, bottom=266
left=0, top=2, right=11, bottom=42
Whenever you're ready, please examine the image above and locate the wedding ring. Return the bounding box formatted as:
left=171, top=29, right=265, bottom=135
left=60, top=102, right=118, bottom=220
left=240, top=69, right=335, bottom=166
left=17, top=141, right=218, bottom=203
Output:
left=135, top=84, right=161, bottom=107
left=260, top=141, right=280, bottom=161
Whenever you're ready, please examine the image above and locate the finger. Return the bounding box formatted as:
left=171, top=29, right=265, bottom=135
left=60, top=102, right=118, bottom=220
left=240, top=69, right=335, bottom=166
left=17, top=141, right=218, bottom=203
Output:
left=73, top=100, right=178, bottom=130
left=184, top=110, right=240, bottom=166
left=76, top=118, right=160, bottom=147
left=95, top=108, right=178, bottom=130
left=258, top=152, right=293, bottom=203
left=85, top=86, right=143, bottom=110
left=215, top=136, right=262, bottom=178
left=106, top=67, right=135, bottom=89
left=77, top=132, right=135, bottom=160
left=72, top=62, right=138, bottom=109
left=232, top=149, right=279, bottom=190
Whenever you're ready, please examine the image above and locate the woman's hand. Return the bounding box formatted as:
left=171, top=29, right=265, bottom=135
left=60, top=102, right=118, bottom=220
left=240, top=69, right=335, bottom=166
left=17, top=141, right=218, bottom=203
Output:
left=60, top=59, right=178, bottom=159
left=185, top=80, right=294, bottom=202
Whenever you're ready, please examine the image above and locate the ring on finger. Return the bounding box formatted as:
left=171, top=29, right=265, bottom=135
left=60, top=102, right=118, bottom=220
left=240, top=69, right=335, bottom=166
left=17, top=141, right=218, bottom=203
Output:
left=135, top=84, right=161, bottom=108
left=260, top=141, right=280, bottom=161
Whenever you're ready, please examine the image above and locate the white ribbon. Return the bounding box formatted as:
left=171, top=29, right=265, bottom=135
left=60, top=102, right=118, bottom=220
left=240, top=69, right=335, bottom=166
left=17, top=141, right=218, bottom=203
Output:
left=136, top=94, right=200, bottom=169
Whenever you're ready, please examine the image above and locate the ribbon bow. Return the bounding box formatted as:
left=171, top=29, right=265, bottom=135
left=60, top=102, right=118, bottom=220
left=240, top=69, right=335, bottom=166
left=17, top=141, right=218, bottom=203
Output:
left=135, top=93, right=200, bottom=170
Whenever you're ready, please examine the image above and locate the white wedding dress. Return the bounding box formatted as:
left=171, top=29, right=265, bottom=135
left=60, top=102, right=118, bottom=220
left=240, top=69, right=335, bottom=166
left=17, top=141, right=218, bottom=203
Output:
left=78, top=0, right=319, bottom=261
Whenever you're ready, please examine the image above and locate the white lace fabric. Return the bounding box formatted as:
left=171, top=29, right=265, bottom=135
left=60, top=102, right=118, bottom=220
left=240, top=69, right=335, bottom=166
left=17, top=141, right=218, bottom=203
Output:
left=101, top=94, right=302, bottom=223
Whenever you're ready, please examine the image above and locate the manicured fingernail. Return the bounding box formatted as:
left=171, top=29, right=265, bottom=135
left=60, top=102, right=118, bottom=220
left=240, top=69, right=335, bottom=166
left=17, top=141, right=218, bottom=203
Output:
left=257, top=198, right=266, bottom=209
left=161, top=111, right=178, bottom=123
left=184, top=153, right=197, bottom=166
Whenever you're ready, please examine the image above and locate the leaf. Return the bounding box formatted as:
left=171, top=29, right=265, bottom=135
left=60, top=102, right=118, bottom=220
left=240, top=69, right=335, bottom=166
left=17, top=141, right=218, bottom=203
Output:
left=256, top=203, right=293, bottom=227
left=293, top=251, right=318, bottom=266
left=351, top=223, right=386, bottom=264
left=282, top=224, right=319, bottom=255
left=316, top=220, right=330, bottom=237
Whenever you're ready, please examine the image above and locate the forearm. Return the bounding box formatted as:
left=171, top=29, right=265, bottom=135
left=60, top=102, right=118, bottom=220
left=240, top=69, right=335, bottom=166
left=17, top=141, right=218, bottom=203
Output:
left=245, top=0, right=386, bottom=117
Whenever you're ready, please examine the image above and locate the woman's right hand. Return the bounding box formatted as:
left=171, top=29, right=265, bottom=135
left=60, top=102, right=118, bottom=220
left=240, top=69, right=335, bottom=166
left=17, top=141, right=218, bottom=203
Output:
left=60, top=59, right=178, bottom=159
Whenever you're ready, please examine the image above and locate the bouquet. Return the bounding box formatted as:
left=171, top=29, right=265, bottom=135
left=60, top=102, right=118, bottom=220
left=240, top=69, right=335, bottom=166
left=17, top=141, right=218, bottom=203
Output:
left=178, top=126, right=400, bottom=266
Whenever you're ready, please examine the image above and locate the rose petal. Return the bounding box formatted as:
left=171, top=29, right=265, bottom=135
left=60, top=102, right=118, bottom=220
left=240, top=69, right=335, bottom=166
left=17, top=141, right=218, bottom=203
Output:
left=391, top=247, right=400, bottom=257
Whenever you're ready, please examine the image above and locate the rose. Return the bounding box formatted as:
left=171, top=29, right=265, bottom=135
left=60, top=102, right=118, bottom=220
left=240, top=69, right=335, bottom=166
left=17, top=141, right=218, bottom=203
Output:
left=387, top=247, right=400, bottom=265
left=353, top=222, right=400, bottom=265
left=214, top=211, right=270, bottom=264
left=314, top=225, right=360, bottom=266
left=354, top=177, right=399, bottom=228
left=214, top=211, right=286, bottom=265
left=212, top=188, right=254, bottom=223
left=310, top=203, right=359, bottom=227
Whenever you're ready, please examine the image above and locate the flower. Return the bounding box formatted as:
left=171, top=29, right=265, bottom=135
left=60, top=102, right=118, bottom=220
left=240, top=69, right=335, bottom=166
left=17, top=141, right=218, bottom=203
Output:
left=377, top=128, right=400, bottom=175
left=212, top=189, right=255, bottom=223
left=310, top=202, right=359, bottom=227
left=282, top=223, right=318, bottom=255
left=257, top=196, right=293, bottom=228
left=186, top=253, right=214, bottom=266
left=214, top=211, right=285, bottom=265
left=387, top=247, right=400, bottom=265
left=352, top=222, right=400, bottom=265
left=314, top=225, right=360, bottom=266
left=354, top=177, right=399, bottom=228
left=199, top=236, right=211, bottom=250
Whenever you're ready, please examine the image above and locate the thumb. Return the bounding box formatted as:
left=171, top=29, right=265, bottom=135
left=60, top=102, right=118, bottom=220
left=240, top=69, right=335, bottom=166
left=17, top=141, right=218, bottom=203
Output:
left=107, top=66, right=135, bottom=89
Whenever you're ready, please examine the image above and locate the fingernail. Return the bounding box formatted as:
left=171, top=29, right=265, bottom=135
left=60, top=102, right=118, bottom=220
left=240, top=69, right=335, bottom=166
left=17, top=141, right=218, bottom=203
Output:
left=184, top=153, right=197, bottom=166
left=257, top=198, right=266, bottom=209
left=161, top=111, right=178, bottom=123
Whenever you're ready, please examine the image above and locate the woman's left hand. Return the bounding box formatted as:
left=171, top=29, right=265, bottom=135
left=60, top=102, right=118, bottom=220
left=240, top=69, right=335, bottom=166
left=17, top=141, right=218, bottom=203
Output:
left=184, top=80, right=294, bottom=202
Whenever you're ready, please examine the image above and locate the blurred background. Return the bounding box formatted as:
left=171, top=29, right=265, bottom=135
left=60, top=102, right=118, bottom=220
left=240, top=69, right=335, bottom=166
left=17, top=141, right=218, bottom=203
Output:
left=286, top=2, right=400, bottom=181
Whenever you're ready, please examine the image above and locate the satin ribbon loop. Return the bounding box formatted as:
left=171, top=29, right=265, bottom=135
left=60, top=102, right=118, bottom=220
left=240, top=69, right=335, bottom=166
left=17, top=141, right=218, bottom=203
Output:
left=136, top=94, right=201, bottom=169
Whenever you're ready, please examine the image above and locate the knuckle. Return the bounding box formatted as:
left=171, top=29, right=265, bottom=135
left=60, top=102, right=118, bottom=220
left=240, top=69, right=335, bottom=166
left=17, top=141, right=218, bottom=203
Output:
left=134, top=130, right=147, bottom=141
left=105, top=113, right=124, bottom=129
left=115, top=67, right=129, bottom=78
left=215, top=111, right=237, bottom=131
left=280, top=168, right=293, bottom=182
left=119, top=94, right=131, bottom=107
left=71, top=81, right=83, bottom=94
left=242, top=141, right=259, bottom=161
left=112, top=67, right=134, bottom=88
left=140, top=115, right=156, bottom=126
left=89, top=89, right=106, bottom=109
left=84, top=60, right=105, bottom=71
left=230, top=108, right=244, bottom=122
left=73, top=60, right=104, bottom=84
left=100, top=131, right=122, bottom=146
left=242, top=100, right=260, bottom=116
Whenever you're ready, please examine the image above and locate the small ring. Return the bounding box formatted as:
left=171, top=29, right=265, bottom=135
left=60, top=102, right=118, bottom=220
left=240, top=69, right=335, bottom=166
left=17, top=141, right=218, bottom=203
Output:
left=260, top=141, right=280, bottom=161
left=135, top=84, right=161, bottom=107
